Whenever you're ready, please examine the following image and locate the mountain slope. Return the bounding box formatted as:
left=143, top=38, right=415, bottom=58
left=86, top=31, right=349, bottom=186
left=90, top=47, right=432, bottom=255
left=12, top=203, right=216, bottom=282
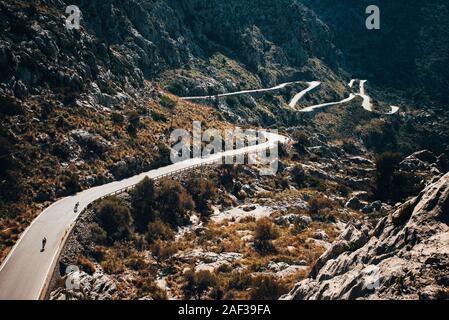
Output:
left=284, top=172, right=449, bottom=300
left=304, top=0, right=449, bottom=103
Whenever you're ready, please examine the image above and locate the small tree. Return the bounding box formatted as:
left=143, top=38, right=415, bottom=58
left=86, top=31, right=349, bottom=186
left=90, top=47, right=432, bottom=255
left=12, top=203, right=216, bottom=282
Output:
left=96, top=197, right=133, bottom=243
left=159, top=94, right=177, bottom=109
left=375, top=152, right=402, bottom=201
left=220, top=165, right=236, bottom=190
left=146, top=220, right=174, bottom=244
left=127, top=111, right=140, bottom=136
left=132, top=177, right=157, bottom=233
left=61, top=172, right=81, bottom=195
left=157, top=179, right=194, bottom=227
left=186, top=177, right=217, bottom=216
left=111, top=112, right=124, bottom=124
left=152, top=143, right=171, bottom=168
left=375, top=152, right=420, bottom=202
left=292, top=129, right=310, bottom=153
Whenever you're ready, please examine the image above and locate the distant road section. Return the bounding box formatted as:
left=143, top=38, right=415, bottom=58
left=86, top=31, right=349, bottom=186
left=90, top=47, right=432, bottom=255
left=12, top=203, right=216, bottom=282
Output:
left=289, top=81, right=321, bottom=108
left=180, top=81, right=302, bottom=100
left=298, top=94, right=356, bottom=113
left=298, top=79, right=399, bottom=114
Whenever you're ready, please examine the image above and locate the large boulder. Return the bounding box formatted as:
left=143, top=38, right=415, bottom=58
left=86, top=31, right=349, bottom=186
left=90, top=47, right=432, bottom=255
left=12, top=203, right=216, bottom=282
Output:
left=49, top=270, right=117, bottom=300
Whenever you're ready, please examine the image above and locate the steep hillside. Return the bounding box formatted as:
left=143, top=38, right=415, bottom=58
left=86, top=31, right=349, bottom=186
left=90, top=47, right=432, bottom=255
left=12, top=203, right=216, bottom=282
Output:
left=0, top=0, right=448, bottom=300
left=0, top=0, right=231, bottom=260
left=304, top=0, right=449, bottom=104
left=284, top=172, right=449, bottom=300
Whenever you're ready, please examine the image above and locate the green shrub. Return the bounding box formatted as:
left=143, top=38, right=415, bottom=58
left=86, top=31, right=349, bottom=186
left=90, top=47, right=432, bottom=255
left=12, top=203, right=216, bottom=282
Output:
left=60, top=172, right=81, bottom=196
left=220, top=165, right=236, bottom=190
left=227, top=271, right=252, bottom=291
left=291, top=165, right=306, bottom=187
left=134, top=277, right=167, bottom=299
left=132, top=177, right=157, bottom=233
left=127, top=111, right=140, bottom=136
left=90, top=223, right=108, bottom=245
left=152, top=111, right=167, bottom=122
left=359, top=119, right=396, bottom=153
left=146, top=220, right=174, bottom=244
left=159, top=94, right=177, bottom=109
left=375, top=152, right=421, bottom=202
left=375, top=152, right=402, bottom=200
left=111, top=112, right=124, bottom=124
left=0, top=136, right=25, bottom=207
left=183, top=270, right=219, bottom=299
left=0, top=95, right=24, bottom=116
left=127, top=111, right=140, bottom=127
left=186, top=177, right=217, bottom=216
left=96, top=197, right=133, bottom=243
left=151, top=143, right=171, bottom=168
left=157, top=179, right=194, bottom=228
left=292, top=129, right=310, bottom=153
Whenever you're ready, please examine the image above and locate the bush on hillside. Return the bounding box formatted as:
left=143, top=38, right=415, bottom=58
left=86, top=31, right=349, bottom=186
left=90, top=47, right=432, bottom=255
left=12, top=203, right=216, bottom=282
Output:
left=291, top=165, right=306, bottom=187
left=61, top=172, right=81, bottom=195
left=186, top=177, right=218, bottom=216
left=159, top=94, right=177, bottom=109
left=254, top=218, right=279, bottom=254
left=146, top=220, right=174, bottom=244
left=157, top=179, right=194, bottom=227
left=249, top=275, right=288, bottom=300
left=226, top=271, right=252, bottom=291
left=151, top=143, right=171, bottom=168
left=111, top=112, right=124, bottom=124
left=183, top=270, right=219, bottom=299
left=96, top=197, right=133, bottom=243
left=291, top=129, right=310, bottom=153
left=375, top=152, right=421, bottom=202
left=131, top=177, right=157, bottom=233
left=308, top=194, right=334, bottom=215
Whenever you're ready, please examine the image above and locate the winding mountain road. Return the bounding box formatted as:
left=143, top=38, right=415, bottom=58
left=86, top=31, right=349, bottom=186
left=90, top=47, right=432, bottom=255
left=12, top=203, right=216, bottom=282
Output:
left=180, top=81, right=303, bottom=100
left=0, top=77, right=399, bottom=300
left=0, top=132, right=286, bottom=300
left=297, top=79, right=399, bottom=114
left=289, top=81, right=321, bottom=108
left=181, top=79, right=399, bottom=115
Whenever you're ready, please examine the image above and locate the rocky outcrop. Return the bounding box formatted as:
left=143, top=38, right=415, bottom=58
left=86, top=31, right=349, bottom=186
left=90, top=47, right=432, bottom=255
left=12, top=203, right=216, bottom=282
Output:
left=283, top=173, right=449, bottom=300
left=50, top=269, right=118, bottom=300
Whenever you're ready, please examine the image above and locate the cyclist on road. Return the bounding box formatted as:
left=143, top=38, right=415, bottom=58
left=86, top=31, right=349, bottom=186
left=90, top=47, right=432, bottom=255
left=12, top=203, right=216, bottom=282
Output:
left=41, top=237, right=47, bottom=251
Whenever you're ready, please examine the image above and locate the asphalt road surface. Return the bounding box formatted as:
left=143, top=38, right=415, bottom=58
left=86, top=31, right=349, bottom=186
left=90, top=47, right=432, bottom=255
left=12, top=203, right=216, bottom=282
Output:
left=0, top=132, right=286, bottom=300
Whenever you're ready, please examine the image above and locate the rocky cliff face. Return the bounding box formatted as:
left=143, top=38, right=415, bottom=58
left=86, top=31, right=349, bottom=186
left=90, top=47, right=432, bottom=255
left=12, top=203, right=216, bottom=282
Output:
left=69, top=0, right=342, bottom=84
left=283, top=172, right=449, bottom=300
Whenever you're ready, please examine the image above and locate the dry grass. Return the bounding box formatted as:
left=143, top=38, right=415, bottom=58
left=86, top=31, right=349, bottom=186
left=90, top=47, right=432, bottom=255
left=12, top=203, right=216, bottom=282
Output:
left=77, top=255, right=96, bottom=275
